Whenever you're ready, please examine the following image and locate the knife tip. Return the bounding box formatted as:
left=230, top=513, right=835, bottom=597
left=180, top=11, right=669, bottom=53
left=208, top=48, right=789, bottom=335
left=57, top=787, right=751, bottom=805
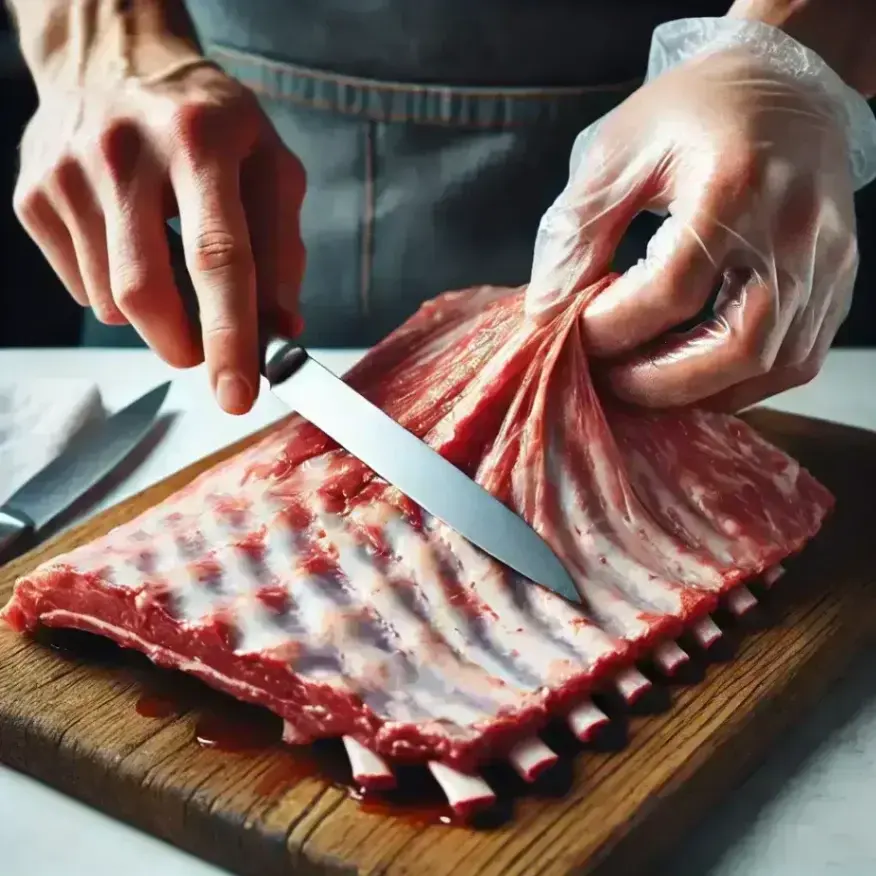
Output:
left=130, top=381, right=172, bottom=416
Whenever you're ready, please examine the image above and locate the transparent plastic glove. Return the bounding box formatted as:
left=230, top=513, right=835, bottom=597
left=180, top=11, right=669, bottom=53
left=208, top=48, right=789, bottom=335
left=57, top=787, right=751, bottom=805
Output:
left=527, top=18, right=876, bottom=412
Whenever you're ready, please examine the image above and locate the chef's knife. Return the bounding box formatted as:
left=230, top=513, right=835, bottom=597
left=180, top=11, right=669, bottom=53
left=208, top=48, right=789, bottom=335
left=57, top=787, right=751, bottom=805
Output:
left=0, top=382, right=170, bottom=565
left=166, top=225, right=581, bottom=604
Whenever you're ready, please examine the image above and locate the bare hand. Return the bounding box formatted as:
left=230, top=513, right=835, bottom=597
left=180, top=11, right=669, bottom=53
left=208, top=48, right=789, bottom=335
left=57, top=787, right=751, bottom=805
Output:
left=15, top=57, right=306, bottom=414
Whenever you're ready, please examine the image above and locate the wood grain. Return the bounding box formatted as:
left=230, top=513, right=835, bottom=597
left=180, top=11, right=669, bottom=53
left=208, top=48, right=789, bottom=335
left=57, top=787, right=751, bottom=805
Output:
left=1, top=409, right=875, bottom=876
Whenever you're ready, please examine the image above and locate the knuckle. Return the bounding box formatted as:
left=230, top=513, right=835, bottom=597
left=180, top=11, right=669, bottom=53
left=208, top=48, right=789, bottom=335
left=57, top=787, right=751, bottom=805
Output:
left=779, top=185, right=821, bottom=241
left=777, top=322, right=814, bottom=366
left=169, top=101, right=220, bottom=153
left=774, top=267, right=807, bottom=307
left=838, top=289, right=854, bottom=324
left=12, top=183, right=40, bottom=228
left=776, top=355, right=823, bottom=394
left=733, top=330, right=774, bottom=377
left=113, top=277, right=150, bottom=314
left=281, top=150, right=307, bottom=192
left=837, top=232, right=860, bottom=280
left=91, top=300, right=125, bottom=326
left=168, top=80, right=260, bottom=158
left=203, top=321, right=236, bottom=338
left=170, top=92, right=248, bottom=154
left=91, top=304, right=113, bottom=325
left=793, top=356, right=822, bottom=385
left=50, top=155, right=86, bottom=202
left=201, top=319, right=241, bottom=347
left=706, top=140, right=764, bottom=206
left=97, top=119, right=144, bottom=183
left=188, top=229, right=246, bottom=275
left=754, top=344, right=776, bottom=375
left=777, top=340, right=810, bottom=370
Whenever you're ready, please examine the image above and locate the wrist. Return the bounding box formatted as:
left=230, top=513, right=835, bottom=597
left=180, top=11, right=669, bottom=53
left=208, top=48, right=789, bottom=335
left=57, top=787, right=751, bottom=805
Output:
left=647, top=17, right=876, bottom=191
left=727, top=0, right=876, bottom=97
left=9, top=0, right=202, bottom=92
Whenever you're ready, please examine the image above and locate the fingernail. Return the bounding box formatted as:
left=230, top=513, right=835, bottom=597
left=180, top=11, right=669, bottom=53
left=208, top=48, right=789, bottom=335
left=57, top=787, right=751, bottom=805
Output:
left=216, top=371, right=252, bottom=414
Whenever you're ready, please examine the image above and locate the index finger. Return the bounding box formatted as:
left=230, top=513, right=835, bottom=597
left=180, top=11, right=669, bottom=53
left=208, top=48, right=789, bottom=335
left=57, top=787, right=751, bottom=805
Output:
left=172, top=159, right=258, bottom=415
left=581, top=210, right=731, bottom=359
left=603, top=274, right=782, bottom=408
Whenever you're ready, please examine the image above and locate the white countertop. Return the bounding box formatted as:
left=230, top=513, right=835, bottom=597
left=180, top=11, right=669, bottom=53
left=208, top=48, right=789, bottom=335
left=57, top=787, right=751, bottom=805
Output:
left=1, top=347, right=875, bottom=876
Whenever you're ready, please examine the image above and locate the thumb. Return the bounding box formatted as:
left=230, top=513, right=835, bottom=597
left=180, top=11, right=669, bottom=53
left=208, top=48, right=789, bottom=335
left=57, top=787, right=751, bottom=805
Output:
left=525, top=122, right=656, bottom=323
left=581, top=176, right=742, bottom=359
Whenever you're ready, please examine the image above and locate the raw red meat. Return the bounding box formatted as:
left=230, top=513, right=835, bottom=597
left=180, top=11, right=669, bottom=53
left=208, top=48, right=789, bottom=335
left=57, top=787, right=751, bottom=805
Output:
left=1, top=278, right=833, bottom=774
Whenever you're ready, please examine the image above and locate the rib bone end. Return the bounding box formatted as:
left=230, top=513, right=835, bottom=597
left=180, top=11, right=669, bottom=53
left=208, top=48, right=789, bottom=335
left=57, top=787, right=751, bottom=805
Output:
left=567, top=700, right=610, bottom=741
left=654, top=640, right=690, bottom=676
left=615, top=666, right=652, bottom=704
left=692, top=616, right=723, bottom=649
left=508, top=737, right=559, bottom=782
left=428, top=762, right=495, bottom=818
left=726, top=585, right=758, bottom=617
left=343, top=736, right=396, bottom=791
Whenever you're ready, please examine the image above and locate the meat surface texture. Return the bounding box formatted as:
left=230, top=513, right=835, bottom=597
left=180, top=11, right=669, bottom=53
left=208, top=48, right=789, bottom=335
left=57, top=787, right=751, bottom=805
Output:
left=1, top=279, right=834, bottom=773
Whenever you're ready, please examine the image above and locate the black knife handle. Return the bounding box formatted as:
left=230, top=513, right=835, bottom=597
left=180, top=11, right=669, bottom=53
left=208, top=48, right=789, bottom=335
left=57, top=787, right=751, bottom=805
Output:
left=264, top=342, right=309, bottom=385
left=164, top=222, right=304, bottom=382
left=0, top=507, right=34, bottom=567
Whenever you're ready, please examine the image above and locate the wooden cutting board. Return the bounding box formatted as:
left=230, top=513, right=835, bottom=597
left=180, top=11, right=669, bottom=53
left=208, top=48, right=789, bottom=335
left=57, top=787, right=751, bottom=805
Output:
left=1, top=408, right=875, bottom=876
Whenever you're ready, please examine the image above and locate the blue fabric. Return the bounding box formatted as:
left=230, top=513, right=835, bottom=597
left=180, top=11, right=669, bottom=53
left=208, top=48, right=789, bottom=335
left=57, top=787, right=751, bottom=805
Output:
left=84, top=33, right=641, bottom=348
left=81, top=4, right=876, bottom=349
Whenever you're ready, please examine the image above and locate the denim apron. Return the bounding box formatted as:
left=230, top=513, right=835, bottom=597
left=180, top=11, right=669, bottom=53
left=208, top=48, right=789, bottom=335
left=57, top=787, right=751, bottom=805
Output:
left=82, top=0, right=766, bottom=350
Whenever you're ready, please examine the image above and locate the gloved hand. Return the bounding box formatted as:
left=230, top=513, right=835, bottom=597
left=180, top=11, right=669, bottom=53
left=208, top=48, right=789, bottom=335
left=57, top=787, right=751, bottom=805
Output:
left=14, top=28, right=306, bottom=415
left=527, top=18, right=876, bottom=412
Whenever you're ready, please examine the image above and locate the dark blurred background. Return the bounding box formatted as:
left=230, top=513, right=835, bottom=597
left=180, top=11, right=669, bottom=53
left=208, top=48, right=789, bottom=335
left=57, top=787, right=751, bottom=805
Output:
left=1, top=7, right=874, bottom=349
left=0, top=6, right=85, bottom=347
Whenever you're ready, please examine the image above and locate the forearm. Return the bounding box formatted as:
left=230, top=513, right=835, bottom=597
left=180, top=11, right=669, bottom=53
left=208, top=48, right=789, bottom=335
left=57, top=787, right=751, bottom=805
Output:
left=6, top=0, right=201, bottom=87
left=727, top=0, right=876, bottom=96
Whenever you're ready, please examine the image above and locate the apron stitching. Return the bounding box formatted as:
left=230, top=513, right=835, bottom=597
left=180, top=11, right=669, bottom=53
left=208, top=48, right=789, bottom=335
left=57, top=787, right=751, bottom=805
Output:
left=242, top=80, right=569, bottom=128
left=212, top=45, right=641, bottom=98
left=361, top=121, right=375, bottom=317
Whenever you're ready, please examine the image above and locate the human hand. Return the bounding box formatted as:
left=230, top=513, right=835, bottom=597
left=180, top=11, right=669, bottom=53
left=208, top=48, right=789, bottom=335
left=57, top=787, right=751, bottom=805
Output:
left=527, top=22, right=875, bottom=412
left=14, top=49, right=306, bottom=415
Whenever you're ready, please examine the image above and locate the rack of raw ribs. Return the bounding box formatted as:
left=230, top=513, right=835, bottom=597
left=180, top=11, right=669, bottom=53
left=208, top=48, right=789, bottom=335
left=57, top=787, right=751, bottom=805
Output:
left=1, top=279, right=834, bottom=819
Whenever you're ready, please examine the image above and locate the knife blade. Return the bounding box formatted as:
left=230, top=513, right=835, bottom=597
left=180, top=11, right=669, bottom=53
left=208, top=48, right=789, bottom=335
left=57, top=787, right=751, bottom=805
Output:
left=165, top=224, right=581, bottom=603
left=0, top=381, right=170, bottom=565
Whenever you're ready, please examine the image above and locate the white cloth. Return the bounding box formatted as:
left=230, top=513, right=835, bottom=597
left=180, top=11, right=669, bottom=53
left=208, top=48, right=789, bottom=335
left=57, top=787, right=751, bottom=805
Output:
left=0, top=380, right=105, bottom=506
